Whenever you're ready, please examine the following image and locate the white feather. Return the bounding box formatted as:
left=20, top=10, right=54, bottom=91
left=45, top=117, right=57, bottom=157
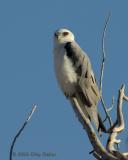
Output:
left=54, top=46, right=77, bottom=96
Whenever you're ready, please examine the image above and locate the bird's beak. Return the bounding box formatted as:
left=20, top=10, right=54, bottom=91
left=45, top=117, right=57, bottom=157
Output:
left=54, top=32, right=59, bottom=39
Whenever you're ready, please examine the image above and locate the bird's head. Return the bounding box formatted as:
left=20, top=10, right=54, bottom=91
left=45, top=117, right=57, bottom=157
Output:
left=54, top=28, right=75, bottom=46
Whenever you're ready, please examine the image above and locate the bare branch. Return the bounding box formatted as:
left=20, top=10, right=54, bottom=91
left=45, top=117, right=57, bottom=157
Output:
left=123, top=95, right=128, bottom=101
left=99, top=13, right=114, bottom=128
left=71, top=84, right=128, bottom=159
left=100, top=12, right=111, bottom=94
left=101, top=97, right=113, bottom=126
left=70, top=97, right=118, bottom=160
left=107, top=96, right=115, bottom=112
left=106, top=85, right=128, bottom=160
left=9, top=105, right=37, bottom=160
left=27, top=105, right=37, bottom=122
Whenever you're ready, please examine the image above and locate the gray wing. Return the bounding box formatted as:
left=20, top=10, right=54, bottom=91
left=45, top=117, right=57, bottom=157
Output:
left=64, top=41, right=100, bottom=103
left=65, top=41, right=103, bottom=130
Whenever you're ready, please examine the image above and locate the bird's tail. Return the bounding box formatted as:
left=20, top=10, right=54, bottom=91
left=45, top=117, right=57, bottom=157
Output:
left=70, top=93, right=106, bottom=133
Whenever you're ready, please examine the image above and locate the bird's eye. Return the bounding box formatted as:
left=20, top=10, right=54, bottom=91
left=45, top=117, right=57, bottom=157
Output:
left=63, top=32, right=69, bottom=36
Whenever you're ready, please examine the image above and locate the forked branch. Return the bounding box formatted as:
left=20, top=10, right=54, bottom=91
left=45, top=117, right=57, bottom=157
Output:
left=107, top=85, right=128, bottom=160
left=70, top=97, right=118, bottom=160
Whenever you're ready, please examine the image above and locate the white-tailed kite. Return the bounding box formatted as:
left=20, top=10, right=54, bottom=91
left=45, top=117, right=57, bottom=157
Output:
left=53, top=28, right=106, bottom=132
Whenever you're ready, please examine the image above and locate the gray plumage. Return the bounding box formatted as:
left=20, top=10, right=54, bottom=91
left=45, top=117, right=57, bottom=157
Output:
left=53, top=28, right=105, bottom=131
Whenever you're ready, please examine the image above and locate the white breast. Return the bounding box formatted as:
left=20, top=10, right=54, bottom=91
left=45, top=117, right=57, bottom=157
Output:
left=54, top=47, right=77, bottom=96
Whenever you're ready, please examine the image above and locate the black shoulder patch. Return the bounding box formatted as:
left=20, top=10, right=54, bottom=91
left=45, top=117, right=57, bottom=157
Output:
left=64, top=42, right=82, bottom=76
left=64, top=42, right=78, bottom=65
left=64, top=42, right=73, bottom=58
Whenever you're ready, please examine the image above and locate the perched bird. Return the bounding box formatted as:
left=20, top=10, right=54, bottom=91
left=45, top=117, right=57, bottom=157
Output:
left=53, top=28, right=106, bottom=132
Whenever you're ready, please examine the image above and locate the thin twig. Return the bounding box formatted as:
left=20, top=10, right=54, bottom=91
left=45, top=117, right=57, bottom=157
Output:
left=123, top=95, right=128, bottom=101
left=99, top=13, right=113, bottom=128
left=100, top=12, right=111, bottom=94
left=101, top=97, right=113, bottom=126
left=107, top=96, right=115, bottom=112
left=9, top=105, right=37, bottom=160
left=101, top=96, right=114, bottom=127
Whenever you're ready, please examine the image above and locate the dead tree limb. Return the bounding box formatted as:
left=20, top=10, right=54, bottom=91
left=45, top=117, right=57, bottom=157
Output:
left=107, top=85, right=128, bottom=160
left=70, top=97, right=118, bottom=160
left=71, top=84, right=128, bottom=159
left=9, top=105, right=37, bottom=160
